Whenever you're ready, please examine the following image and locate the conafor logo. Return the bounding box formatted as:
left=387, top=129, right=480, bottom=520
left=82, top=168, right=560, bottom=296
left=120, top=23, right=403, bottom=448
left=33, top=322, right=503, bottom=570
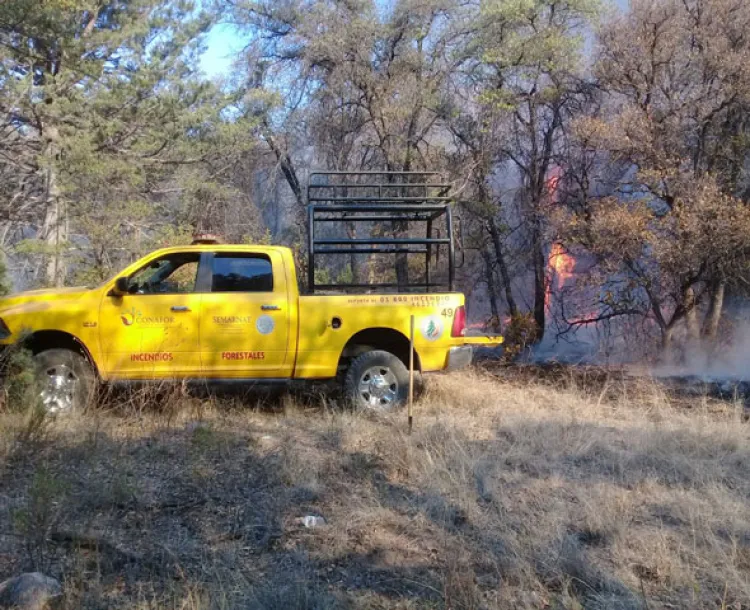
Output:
left=120, top=307, right=174, bottom=327
left=121, top=307, right=139, bottom=327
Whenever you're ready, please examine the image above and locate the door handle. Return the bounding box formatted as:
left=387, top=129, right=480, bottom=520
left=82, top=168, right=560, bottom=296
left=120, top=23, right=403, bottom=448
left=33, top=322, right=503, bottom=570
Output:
left=261, top=305, right=280, bottom=311
left=171, top=306, right=191, bottom=312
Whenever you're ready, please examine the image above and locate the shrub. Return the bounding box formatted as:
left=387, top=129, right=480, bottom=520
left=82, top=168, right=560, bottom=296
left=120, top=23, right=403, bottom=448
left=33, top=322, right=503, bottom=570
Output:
left=1, top=346, right=38, bottom=412
left=501, top=312, right=541, bottom=362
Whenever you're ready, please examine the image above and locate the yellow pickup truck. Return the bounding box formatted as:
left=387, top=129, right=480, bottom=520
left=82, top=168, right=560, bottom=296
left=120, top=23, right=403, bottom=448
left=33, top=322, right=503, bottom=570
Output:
left=0, top=243, right=495, bottom=412
left=0, top=172, right=501, bottom=412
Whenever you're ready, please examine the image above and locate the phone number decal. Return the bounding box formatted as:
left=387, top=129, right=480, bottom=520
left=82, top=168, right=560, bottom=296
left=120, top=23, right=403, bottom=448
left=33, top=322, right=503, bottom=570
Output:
left=346, top=295, right=453, bottom=305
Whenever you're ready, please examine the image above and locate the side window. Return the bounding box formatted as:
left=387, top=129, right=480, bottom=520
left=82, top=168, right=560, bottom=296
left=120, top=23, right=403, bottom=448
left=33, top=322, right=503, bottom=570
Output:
left=211, top=254, right=273, bottom=293
left=128, top=253, right=200, bottom=294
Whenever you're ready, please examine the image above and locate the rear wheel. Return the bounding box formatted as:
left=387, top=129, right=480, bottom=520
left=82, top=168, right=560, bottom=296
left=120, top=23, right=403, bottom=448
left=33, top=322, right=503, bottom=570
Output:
left=34, top=349, right=97, bottom=414
left=343, top=350, right=411, bottom=412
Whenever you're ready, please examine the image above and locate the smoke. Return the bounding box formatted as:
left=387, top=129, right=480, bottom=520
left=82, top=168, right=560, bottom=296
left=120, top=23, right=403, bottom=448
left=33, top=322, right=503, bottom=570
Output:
left=652, top=317, right=750, bottom=381
left=526, top=322, right=644, bottom=365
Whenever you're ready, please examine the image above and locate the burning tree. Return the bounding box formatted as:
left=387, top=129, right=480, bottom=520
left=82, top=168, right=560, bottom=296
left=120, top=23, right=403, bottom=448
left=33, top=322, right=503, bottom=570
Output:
left=556, top=0, right=750, bottom=357
left=559, top=173, right=750, bottom=352
left=443, top=0, right=598, bottom=342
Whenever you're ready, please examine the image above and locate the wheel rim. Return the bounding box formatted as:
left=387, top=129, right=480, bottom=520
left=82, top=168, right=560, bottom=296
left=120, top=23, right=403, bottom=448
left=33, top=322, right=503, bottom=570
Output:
left=39, top=364, right=80, bottom=414
left=358, top=366, right=399, bottom=409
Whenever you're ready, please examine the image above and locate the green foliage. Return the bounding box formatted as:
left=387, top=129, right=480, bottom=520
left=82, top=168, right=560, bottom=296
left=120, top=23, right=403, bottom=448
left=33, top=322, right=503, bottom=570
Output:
left=0, top=250, right=11, bottom=296
left=259, top=229, right=273, bottom=245
left=0, top=345, right=53, bottom=452
left=0, top=0, right=260, bottom=286
left=313, top=268, right=331, bottom=286
left=477, top=0, right=601, bottom=118
left=2, top=347, right=39, bottom=412
left=480, top=0, right=599, bottom=72
left=336, top=264, right=354, bottom=285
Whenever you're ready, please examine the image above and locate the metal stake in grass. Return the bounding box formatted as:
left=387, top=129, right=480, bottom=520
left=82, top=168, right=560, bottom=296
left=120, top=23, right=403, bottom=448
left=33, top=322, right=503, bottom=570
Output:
left=408, top=314, right=415, bottom=435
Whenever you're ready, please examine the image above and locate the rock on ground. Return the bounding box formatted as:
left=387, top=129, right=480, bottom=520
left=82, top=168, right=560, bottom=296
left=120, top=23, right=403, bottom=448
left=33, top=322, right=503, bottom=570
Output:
left=0, top=573, right=62, bottom=610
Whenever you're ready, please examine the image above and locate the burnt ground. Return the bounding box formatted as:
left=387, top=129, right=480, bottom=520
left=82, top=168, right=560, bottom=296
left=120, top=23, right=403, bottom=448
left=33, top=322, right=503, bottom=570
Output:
left=479, top=361, right=750, bottom=411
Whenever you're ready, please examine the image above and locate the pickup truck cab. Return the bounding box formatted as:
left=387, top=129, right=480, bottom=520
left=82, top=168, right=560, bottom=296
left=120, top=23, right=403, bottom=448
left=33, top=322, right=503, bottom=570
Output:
left=0, top=243, right=486, bottom=412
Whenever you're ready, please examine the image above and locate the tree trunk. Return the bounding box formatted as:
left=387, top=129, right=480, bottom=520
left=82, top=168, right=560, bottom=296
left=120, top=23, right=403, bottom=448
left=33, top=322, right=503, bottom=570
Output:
left=702, top=279, right=725, bottom=341
left=486, top=219, right=517, bottom=317
left=263, top=126, right=304, bottom=210
left=41, top=126, right=66, bottom=287
left=395, top=259, right=408, bottom=288
left=481, top=248, right=499, bottom=324
left=684, top=286, right=700, bottom=342
left=682, top=286, right=702, bottom=367
left=41, top=195, right=65, bottom=288
left=660, top=325, right=675, bottom=361
left=532, top=225, right=546, bottom=339
left=347, top=222, right=359, bottom=284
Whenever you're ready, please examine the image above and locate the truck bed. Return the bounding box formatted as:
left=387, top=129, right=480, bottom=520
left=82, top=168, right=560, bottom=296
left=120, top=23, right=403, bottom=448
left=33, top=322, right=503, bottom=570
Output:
left=293, top=292, right=466, bottom=379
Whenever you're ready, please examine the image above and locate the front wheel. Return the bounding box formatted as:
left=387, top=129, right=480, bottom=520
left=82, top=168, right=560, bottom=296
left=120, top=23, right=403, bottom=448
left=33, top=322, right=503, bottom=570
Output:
left=34, top=349, right=97, bottom=414
left=343, top=350, right=412, bottom=412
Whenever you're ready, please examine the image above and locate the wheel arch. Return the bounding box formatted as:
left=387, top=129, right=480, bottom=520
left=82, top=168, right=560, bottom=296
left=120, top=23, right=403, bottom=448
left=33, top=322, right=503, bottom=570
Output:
left=22, top=330, right=99, bottom=375
left=338, top=327, right=421, bottom=374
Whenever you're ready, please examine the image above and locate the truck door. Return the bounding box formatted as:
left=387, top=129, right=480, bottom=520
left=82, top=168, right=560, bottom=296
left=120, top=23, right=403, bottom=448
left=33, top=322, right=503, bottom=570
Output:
left=99, top=252, right=204, bottom=378
left=199, top=251, right=292, bottom=378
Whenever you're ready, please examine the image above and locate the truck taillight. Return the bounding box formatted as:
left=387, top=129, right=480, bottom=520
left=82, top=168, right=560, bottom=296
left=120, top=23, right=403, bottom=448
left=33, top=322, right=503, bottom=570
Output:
left=451, top=306, right=466, bottom=337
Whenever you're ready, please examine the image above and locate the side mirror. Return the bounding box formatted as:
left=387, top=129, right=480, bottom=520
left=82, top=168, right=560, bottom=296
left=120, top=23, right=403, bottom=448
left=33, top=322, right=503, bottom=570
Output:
left=111, top=277, right=130, bottom=296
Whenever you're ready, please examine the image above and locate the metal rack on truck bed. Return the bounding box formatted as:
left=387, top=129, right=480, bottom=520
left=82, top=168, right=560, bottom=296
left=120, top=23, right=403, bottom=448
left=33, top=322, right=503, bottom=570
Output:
left=307, top=171, right=456, bottom=294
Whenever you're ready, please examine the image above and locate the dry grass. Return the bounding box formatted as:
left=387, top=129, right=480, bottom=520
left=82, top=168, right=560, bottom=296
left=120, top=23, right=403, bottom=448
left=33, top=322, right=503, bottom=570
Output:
left=0, top=370, right=748, bottom=609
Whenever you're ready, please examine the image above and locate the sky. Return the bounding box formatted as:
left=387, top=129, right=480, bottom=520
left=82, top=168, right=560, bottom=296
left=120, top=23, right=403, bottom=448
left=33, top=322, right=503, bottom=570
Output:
left=199, top=23, right=246, bottom=78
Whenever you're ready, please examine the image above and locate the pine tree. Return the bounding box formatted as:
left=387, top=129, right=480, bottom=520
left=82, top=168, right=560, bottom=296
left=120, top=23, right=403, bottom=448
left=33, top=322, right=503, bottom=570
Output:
left=0, top=1, right=258, bottom=286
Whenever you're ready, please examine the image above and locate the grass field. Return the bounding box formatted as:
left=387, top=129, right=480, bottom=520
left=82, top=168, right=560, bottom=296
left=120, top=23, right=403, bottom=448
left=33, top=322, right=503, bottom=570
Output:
left=0, top=368, right=748, bottom=609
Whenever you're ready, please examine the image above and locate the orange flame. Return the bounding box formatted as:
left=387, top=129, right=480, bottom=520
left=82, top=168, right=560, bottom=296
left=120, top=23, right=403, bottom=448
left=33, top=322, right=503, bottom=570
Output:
left=543, top=166, right=596, bottom=325
left=545, top=243, right=576, bottom=313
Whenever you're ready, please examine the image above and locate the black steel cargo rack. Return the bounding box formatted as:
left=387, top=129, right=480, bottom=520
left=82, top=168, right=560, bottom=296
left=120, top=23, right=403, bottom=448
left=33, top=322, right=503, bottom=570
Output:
left=307, top=171, right=456, bottom=294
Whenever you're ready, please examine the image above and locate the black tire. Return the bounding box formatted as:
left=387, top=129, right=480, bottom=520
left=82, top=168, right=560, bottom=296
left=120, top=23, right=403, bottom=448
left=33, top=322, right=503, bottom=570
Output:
left=34, top=349, right=97, bottom=414
left=343, top=350, right=412, bottom=412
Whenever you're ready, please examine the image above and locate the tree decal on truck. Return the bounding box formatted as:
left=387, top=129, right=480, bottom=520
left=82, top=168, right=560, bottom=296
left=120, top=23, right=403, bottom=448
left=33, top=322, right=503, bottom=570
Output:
left=421, top=317, right=444, bottom=341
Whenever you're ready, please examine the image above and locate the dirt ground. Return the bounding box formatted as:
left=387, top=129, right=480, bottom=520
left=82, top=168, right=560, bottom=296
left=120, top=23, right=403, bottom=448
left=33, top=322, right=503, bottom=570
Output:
left=1, top=369, right=748, bottom=609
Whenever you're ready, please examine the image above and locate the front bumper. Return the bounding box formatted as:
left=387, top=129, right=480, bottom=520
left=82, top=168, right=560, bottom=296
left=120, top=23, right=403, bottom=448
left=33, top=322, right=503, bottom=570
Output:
left=446, top=346, right=473, bottom=371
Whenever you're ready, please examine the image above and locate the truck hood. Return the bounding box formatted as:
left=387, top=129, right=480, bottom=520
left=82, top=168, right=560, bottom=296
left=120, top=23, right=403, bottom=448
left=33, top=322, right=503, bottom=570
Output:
left=0, top=286, right=92, bottom=312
